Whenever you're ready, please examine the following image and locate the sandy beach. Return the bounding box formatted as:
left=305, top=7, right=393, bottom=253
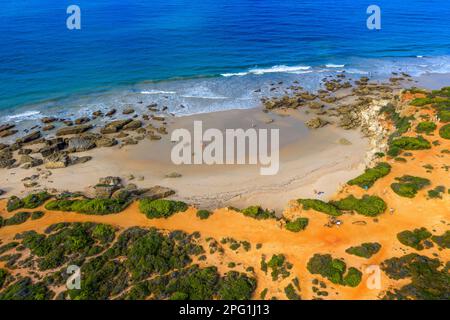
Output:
left=1, top=106, right=369, bottom=212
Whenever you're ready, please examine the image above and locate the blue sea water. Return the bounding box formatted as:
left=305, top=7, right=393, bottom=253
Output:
left=1, top=0, right=450, bottom=121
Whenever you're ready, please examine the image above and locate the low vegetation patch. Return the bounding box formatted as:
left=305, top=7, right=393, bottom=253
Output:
left=416, top=121, right=437, bottom=134
left=347, top=162, right=391, bottom=189
left=1, top=212, right=31, bottom=227
left=390, top=175, right=431, bottom=198
left=261, top=254, right=293, bottom=281
left=427, top=186, right=446, bottom=199
left=439, top=123, right=450, bottom=139
left=307, top=254, right=362, bottom=287
left=45, top=198, right=129, bottom=215
left=390, top=136, right=431, bottom=151
left=431, top=231, right=450, bottom=249
left=196, top=209, right=212, bottom=220
left=331, top=195, right=386, bottom=217
left=381, top=253, right=449, bottom=300
left=297, top=199, right=342, bottom=216
left=285, top=218, right=309, bottom=232
left=397, top=228, right=432, bottom=250
left=345, top=242, right=381, bottom=259
left=6, top=192, right=51, bottom=212
left=241, top=206, right=276, bottom=220
left=139, top=199, right=188, bottom=219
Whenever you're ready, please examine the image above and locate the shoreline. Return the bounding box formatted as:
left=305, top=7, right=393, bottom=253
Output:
left=0, top=73, right=449, bottom=300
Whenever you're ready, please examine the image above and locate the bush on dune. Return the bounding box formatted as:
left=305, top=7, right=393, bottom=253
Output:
left=45, top=198, right=129, bottom=215
left=297, top=199, right=342, bottom=216
left=345, top=242, right=382, bottom=259
left=241, top=206, right=276, bottom=220
left=390, top=175, right=431, bottom=198
left=397, top=228, right=432, bottom=250
left=390, top=136, right=431, bottom=151
left=139, top=199, right=188, bottom=219
left=285, top=218, right=309, bottom=232
left=416, top=121, right=437, bottom=134
left=331, top=195, right=386, bottom=217
left=7, top=192, right=52, bottom=212
left=347, top=162, right=391, bottom=189
left=439, top=123, right=450, bottom=139
left=306, top=253, right=362, bottom=287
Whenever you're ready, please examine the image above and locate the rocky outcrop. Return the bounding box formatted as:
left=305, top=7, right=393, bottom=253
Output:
left=56, top=124, right=93, bottom=136
left=44, top=153, right=70, bottom=169
left=67, top=136, right=96, bottom=152
left=305, top=117, right=329, bottom=129
left=16, top=131, right=41, bottom=144
left=100, top=119, right=132, bottom=134
left=140, top=186, right=175, bottom=200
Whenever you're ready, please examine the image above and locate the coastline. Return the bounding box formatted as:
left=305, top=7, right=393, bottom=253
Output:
left=0, top=72, right=449, bottom=300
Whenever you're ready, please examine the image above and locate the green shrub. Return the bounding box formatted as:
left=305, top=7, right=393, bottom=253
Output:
left=416, top=121, right=437, bottom=134
left=390, top=175, right=431, bottom=198
left=297, top=199, right=342, bottom=216
left=0, top=269, right=8, bottom=288
left=3, top=212, right=31, bottom=226
left=6, top=196, right=24, bottom=212
left=431, top=231, right=450, bottom=249
left=196, top=209, right=212, bottom=220
left=381, top=253, right=448, bottom=299
left=31, top=211, right=45, bottom=220
left=397, top=228, right=432, bottom=250
left=0, top=277, right=53, bottom=300
left=332, top=195, right=386, bottom=217
left=439, top=123, right=450, bottom=139
left=438, top=109, right=450, bottom=122
left=285, top=218, right=309, bottom=232
left=241, top=206, right=276, bottom=220
left=343, top=267, right=362, bottom=287
left=139, top=199, right=188, bottom=219
left=218, top=271, right=256, bottom=300
left=170, top=292, right=189, bottom=300
left=347, top=162, right=391, bottom=189
left=390, top=136, right=431, bottom=151
left=307, top=254, right=361, bottom=287
left=410, top=97, right=435, bottom=106
left=284, top=283, right=301, bottom=300
left=345, top=242, right=381, bottom=259
left=427, top=186, right=446, bottom=199
left=45, top=198, right=129, bottom=215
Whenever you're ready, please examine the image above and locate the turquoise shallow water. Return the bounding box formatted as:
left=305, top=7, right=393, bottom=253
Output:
left=1, top=0, right=450, bottom=122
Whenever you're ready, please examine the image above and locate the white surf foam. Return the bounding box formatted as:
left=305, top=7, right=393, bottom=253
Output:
left=325, top=64, right=345, bottom=68
left=2, top=110, right=41, bottom=122
left=140, top=90, right=176, bottom=95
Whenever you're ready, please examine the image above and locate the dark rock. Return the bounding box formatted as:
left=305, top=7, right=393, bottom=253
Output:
left=42, top=124, right=55, bottom=131
left=305, top=117, right=329, bottom=129
left=70, top=156, right=92, bottom=165
left=122, top=108, right=135, bottom=115
left=139, top=186, right=175, bottom=200
left=67, top=136, right=96, bottom=152
left=122, top=120, right=142, bottom=131
left=100, top=119, right=132, bottom=134
left=56, top=124, right=92, bottom=136
left=74, top=117, right=90, bottom=125
left=16, top=131, right=41, bottom=144
left=41, top=117, right=57, bottom=124
left=0, top=123, right=15, bottom=132
left=99, top=176, right=122, bottom=187
left=0, top=129, right=18, bottom=138
left=44, top=153, right=70, bottom=169
left=105, top=109, right=117, bottom=117
left=95, top=136, right=117, bottom=147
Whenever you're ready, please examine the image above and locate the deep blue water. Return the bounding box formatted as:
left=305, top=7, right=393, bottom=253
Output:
left=1, top=0, right=450, bottom=121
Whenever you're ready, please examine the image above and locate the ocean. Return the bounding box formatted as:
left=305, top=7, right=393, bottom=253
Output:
left=1, top=0, right=450, bottom=122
